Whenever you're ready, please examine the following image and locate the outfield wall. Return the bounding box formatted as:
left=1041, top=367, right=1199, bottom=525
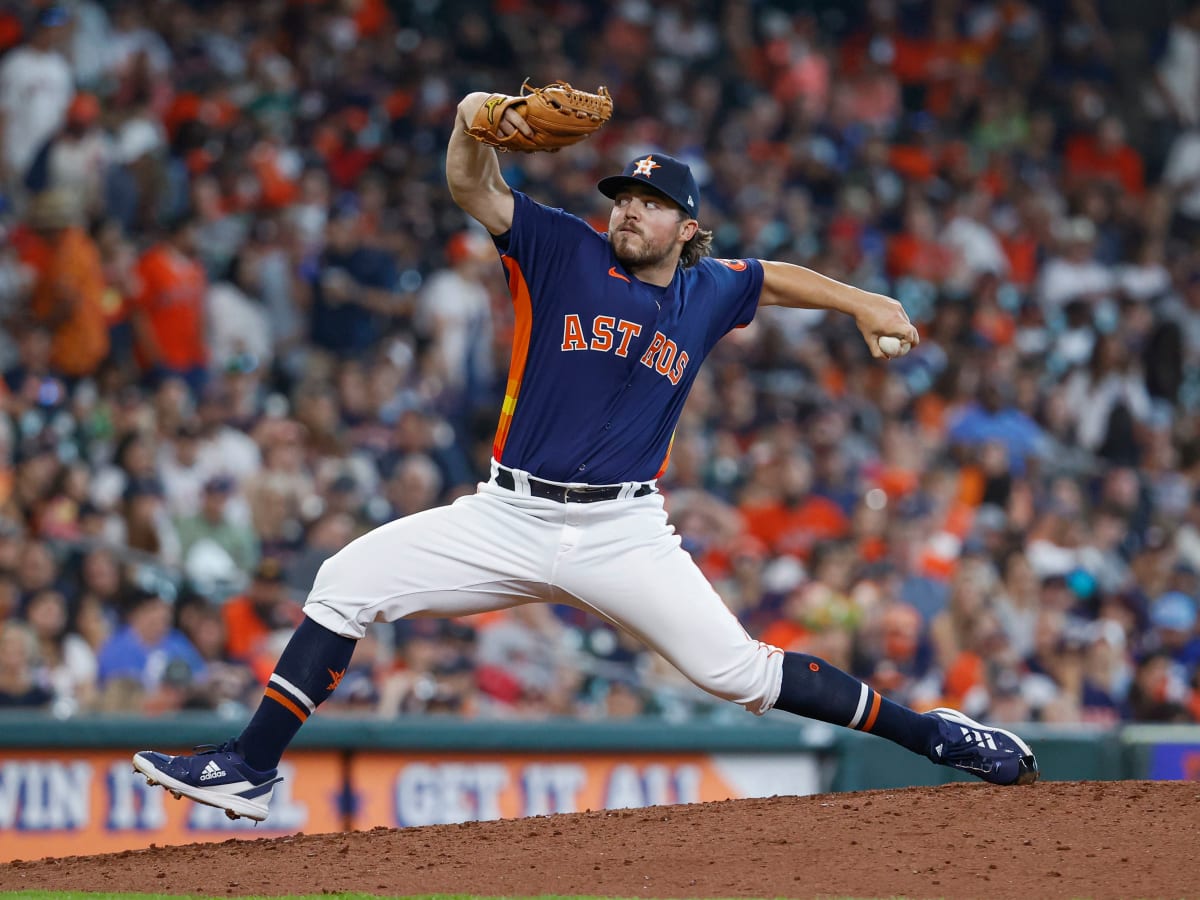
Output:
left=0, top=713, right=1195, bottom=861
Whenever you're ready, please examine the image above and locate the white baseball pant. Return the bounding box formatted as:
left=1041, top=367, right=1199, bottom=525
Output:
left=304, top=465, right=785, bottom=714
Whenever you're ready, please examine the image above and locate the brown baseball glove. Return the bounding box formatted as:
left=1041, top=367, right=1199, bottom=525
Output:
left=466, top=80, right=613, bottom=153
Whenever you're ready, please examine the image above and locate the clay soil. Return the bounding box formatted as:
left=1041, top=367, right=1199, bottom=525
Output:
left=0, top=780, right=1195, bottom=899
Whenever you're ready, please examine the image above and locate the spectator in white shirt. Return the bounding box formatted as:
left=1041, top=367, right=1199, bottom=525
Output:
left=1036, top=216, right=1115, bottom=314
left=206, top=251, right=273, bottom=374
left=0, top=7, right=74, bottom=187
left=1162, top=128, right=1200, bottom=241
left=24, top=91, right=113, bottom=221
left=1148, top=5, right=1200, bottom=128
left=1060, top=333, right=1152, bottom=462
left=941, top=189, right=1010, bottom=292
left=413, top=230, right=495, bottom=401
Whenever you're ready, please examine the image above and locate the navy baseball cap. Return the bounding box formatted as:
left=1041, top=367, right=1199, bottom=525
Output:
left=598, top=153, right=700, bottom=218
left=35, top=6, right=70, bottom=28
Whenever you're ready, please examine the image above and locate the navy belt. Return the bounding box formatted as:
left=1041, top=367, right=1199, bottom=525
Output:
left=493, top=466, right=654, bottom=503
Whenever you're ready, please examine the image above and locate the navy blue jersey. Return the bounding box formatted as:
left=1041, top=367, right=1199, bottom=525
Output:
left=491, top=190, right=763, bottom=484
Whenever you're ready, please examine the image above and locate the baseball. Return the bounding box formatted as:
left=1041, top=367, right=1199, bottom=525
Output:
left=878, top=336, right=911, bottom=358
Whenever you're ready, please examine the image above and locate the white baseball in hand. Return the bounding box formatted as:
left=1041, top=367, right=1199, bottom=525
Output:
left=878, top=336, right=912, bottom=358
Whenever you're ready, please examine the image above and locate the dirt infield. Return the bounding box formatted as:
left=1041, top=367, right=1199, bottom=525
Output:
left=0, top=780, right=1195, bottom=899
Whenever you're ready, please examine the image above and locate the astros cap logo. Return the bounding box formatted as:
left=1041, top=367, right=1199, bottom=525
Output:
left=633, top=155, right=660, bottom=177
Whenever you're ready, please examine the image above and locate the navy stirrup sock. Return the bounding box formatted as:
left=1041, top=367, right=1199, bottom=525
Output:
left=237, top=617, right=356, bottom=771
left=774, top=652, right=938, bottom=756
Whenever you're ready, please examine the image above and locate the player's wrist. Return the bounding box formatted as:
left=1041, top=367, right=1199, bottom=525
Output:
left=457, top=92, right=493, bottom=121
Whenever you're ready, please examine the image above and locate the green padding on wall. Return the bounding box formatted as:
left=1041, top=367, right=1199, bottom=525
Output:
left=0, top=712, right=834, bottom=753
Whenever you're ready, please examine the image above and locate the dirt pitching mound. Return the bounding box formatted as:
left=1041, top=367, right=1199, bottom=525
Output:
left=0, top=780, right=1194, bottom=899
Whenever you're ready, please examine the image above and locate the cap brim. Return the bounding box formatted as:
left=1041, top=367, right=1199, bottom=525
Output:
left=597, top=176, right=689, bottom=214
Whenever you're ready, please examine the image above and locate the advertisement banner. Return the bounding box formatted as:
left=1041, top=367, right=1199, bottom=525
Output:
left=1148, top=743, right=1200, bottom=781
left=0, top=749, right=821, bottom=860
left=0, top=751, right=346, bottom=862
left=350, top=752, right=822, bottom=828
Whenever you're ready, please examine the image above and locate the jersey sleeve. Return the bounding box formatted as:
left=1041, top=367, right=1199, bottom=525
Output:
left=696, top=256, right=765, bottom=349
left=491, top=190, right=599, bottom=311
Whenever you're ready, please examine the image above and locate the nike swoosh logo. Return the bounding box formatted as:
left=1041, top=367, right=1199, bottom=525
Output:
left=608, top=266, right=630, bottom=283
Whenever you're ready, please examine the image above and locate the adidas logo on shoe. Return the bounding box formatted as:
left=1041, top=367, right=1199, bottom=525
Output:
left=199, top=760, right=227, bottom=781
left=960, top=726, right=997, bottom=750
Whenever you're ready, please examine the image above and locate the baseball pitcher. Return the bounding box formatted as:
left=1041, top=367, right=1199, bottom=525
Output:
left=134, top=83, right=1038, bottom=822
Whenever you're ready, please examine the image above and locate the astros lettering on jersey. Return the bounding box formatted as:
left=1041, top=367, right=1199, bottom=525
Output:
left=490, top=190, right=764, bottom=485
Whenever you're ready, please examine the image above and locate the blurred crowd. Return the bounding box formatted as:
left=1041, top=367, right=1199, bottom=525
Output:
left=1, top=0, right=1200, bottom=728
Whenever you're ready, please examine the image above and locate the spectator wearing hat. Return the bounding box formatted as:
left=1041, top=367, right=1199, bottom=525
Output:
left=0, top=6, right=73, bottom=187
left=175, top=474, right=258, bottom=580
left=1144, top=591, right=1200, bottom=669
left=413, top=229, right=496, bottom=412
left=24, top=91, right=113, bottom=221
left=1036, top=216, right=1116, bottom=315
left=158, top=419, right=210, bottom=520
left=15, top=188, right=110, bottom=378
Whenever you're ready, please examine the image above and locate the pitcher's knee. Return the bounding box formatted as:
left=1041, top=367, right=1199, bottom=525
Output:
left=687, top=641, right=785, bottom=715
left=303, top=549, right=375, bottom=639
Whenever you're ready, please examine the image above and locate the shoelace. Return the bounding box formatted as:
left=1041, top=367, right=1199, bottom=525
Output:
left=191, top=739, right=238, bottom=756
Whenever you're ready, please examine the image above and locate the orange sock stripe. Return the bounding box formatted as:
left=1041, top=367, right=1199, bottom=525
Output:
left=265, top=686, right=309, bottom=724
left=861, top=690, right=882, bottom=733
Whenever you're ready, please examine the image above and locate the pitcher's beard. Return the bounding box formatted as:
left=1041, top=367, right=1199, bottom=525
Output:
left=613, top=231, right=674, bottom=269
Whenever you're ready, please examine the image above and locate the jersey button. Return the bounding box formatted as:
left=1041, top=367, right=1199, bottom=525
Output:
left=578, top=464, right=587, bottom=471
left=604, top=423, right=612, bottom=430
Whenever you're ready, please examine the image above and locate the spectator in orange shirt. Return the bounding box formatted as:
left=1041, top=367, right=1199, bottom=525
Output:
left=886, top=196, right=957, bottom=284
left=221, top=555, right=303, bottom=684
left=130, top=213, right=208, bottom=395
left=738, top=451, right=850, bottom=561
left=22, top=189, right=109, bottom=378
left=1064, top=115, right=1145, bottom=197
